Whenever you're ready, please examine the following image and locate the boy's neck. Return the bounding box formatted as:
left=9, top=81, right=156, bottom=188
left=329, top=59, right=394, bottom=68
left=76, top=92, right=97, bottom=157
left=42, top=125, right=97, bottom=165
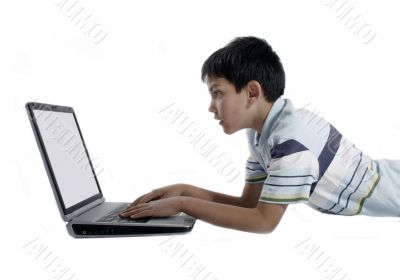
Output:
left=253, top=100, right=274, bottom=134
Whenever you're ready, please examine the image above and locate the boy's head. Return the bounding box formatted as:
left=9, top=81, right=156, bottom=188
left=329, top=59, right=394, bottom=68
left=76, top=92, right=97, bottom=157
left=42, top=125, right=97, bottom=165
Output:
left=201, top=36, right=285, bottom=135
left=201, top=36, right=285, bottom=103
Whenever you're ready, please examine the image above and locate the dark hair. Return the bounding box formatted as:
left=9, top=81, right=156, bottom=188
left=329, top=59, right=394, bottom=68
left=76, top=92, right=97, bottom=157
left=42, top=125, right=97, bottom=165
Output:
left=201, top=36, right=285, bottom=102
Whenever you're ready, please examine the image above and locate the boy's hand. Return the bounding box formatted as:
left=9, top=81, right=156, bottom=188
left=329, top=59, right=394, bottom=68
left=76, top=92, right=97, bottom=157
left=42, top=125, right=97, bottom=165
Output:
left=128, top=184, right=185, bottom=207
left=119, top=197, right=183, bottom=219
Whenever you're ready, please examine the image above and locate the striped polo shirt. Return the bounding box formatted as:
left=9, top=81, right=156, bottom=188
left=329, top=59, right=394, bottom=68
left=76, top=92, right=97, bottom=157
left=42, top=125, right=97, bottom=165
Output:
left=246, top=97, right=400, bottom=216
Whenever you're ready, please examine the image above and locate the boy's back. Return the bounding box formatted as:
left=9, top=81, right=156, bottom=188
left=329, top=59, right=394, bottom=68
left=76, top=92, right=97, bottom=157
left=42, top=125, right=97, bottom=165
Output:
left=245, top=96, right=400, bottom=217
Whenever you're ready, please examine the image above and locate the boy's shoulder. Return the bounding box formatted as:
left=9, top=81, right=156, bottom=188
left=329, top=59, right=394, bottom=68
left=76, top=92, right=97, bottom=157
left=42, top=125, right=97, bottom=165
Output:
left=247, top=98, right=331, bottom=156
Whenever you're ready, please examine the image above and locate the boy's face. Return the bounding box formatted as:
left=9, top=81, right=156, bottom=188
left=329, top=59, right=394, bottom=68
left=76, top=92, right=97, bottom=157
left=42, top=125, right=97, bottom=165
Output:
left=206, top=77, right=250, bottom=135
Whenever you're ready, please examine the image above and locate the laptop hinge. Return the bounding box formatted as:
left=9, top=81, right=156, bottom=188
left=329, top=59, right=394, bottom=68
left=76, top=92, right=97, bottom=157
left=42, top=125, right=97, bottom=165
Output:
left=65, top=198, right=105, bottom=222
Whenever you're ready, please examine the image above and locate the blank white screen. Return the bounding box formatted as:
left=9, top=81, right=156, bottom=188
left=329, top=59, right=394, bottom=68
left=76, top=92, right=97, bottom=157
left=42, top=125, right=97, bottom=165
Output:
left=33, top=109, right=100, bottom=208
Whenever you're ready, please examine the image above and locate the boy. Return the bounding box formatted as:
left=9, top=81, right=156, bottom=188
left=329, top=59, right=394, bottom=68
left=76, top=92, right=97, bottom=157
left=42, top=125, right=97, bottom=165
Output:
left=120, top=36, right=400, bottom=234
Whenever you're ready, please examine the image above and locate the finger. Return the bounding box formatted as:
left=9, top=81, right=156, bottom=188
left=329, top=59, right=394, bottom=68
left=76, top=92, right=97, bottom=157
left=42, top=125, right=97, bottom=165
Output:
left=128, top=198, right=149, bottom=210
left=130, top=209, right=153, bottom=219
left=123, top=202, right=148, bottom=211
left=131, top=193, right=154, bottom=206
left=119, top=204, right=148, bottom=216
left=135, top=192, right=161, bottom=206
left=130, top=194, right=147, bottom=207
left=121, top=207, right=150, bottom=218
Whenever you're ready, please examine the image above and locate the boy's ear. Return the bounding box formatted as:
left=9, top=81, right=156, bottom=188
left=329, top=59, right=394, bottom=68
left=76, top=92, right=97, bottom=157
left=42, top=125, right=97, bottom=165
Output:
left=246, top=80, right=263, bottom=102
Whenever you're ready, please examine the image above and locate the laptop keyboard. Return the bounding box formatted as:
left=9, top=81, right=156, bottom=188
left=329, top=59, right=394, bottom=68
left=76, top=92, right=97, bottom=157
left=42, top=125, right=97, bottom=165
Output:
left=97, top=204, right=150, bottom=224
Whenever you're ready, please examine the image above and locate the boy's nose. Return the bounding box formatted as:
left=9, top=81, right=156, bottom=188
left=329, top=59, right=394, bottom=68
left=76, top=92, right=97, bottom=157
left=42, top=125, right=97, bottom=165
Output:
left=208, top=101, right=216, bottom=113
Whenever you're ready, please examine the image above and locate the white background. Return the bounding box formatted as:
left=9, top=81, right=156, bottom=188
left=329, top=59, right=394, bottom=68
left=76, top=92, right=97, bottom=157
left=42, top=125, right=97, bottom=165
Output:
left=1, top=0, right=400, bottom=279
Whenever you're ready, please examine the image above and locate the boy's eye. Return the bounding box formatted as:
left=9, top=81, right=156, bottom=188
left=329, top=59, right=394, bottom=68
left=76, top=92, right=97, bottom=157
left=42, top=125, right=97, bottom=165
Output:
left=212, top=91, right=221, bottom=97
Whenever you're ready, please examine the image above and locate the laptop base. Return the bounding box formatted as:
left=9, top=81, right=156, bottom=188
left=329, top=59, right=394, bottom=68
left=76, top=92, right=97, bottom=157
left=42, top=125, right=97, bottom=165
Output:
left=67, top=222, right=194, bottom=238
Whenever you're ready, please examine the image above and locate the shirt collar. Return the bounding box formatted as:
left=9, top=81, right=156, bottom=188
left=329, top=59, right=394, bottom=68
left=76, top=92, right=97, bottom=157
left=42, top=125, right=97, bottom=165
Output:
left=254, top=96, right=286, bottom=147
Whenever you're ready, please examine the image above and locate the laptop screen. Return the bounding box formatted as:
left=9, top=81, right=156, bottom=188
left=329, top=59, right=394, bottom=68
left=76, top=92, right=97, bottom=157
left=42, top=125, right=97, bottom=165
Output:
left=32, top=108, right=101, bottom=210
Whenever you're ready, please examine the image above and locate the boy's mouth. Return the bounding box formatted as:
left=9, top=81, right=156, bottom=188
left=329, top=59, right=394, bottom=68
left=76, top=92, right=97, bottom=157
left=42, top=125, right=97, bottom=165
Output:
left=219, top=120, right=223, bottom=125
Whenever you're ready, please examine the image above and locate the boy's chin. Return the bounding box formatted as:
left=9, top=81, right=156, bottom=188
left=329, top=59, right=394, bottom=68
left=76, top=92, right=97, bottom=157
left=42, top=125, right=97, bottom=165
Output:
left=221, top=124, right=240, bottom=135
left=223, top=130, right=234, bottom=135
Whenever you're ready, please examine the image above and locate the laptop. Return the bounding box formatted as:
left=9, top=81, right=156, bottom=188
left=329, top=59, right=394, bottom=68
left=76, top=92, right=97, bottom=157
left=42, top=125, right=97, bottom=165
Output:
left=26, top=102, right=196, bottom=238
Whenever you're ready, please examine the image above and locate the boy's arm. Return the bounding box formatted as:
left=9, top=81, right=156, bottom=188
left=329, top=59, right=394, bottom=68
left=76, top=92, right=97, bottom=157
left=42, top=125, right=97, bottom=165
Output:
left=121, top=183, right=285, bottom=233
left=180, top=197, right=287, bottom=234
left=181, top=183, right=263, bottom=208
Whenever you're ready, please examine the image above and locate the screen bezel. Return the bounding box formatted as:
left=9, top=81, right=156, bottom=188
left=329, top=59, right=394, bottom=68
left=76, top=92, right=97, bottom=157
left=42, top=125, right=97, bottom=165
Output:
left=26, top=102, right=104, bottom=217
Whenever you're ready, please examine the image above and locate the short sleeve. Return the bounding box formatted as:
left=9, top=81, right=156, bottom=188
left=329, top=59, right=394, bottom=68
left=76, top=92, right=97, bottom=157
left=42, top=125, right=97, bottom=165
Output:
left=245, top=155, right=268, bottom=184
left=259, top=139, right=320, bottom=204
